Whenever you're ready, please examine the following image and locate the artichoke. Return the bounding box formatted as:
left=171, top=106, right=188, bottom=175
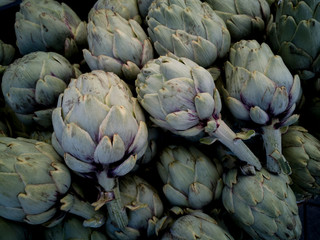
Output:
left=223, top=40, right=302, bottom=174
left=52, top=70, right=148, bottom=229
left=92, top=0, right=142, bottom=24
left=0, top=217, right=33, bottom=240
left=136, top=55, right=261, bottom=172
left=0, top=137, right=105, bottom=227
left=282, top=125, right=320, bottom=200
left=159, top=210, right=235, bottom=240
left=15, top=0, right=87, bottom=59
left=105, top=175, right=164, bottom=239
left=83, top=9, right=154, bottom=83
left=43, top=215, right=108, bottom=240
left=1, top=51, right=80, bottom=130
left=204, top=0, right=271, bottom=40
left=0, top=39, right=15, bottom=74
left=157, top=145, right=223, bottom=209
left=222, top=168, right=302, bottom=240
left=267, top=0, right=320, bottom=83
left=146, top=0, right=231, bottom=68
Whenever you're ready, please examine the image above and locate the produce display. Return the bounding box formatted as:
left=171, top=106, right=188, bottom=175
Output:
left=1, top=0, right=320, bottom=239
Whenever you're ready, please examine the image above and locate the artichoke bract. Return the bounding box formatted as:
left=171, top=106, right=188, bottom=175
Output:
left=105, top=175, right=164, bottom=239
left=146, top=0, right=231, bottom=68
left=92, top=0, right=142, bottom=24
left=158, top=145, right=223, bottom=209
left=1, top=51, right=80, bottom=130
left=267, top=0, right=320, bottom=82
left=43, top=215, right=108, bottom=240
left=83, top=9, right=153, bottom=83
left=222, top=168, right=302, bottom=240
left=223, top=40, right=302, bottom=174
left=52, top=70, right=148, bottom=229
left=15, top=0, right=87, bottom=59
left=282, top=125, right=320, bottom=200
left=136, top=55, right=261, bottom=172
left=0, top=137, right=105, bottom=228
left=160, top=211, right=234, bottom=240
left=205, top=0, right=271, bottom=40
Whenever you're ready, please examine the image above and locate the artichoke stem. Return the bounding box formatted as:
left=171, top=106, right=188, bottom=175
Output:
left=261, top=123, right=292, bottom=175
left=207, top=119, right=262, bottom=171
left=97, top=172, right=129, bottom=230
left=60, top=193, right=105, bottom=228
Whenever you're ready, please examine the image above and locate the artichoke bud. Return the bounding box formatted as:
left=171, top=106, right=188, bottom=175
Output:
left=15, top=0, right=87, bottom=59
left=146, top=0, right=231, bottom=67
left=105, top=175, right=164, bottom=239
left=157, top=209, right=235, bottom=240
left=158, top=145, right=223, bottom=209
left=0, top=137, right=105, bottom=227
left=2, top=52, right=79, bottom=131
left=222, top=168, right=302, bottom=240
left=206, top=0, right=271, bottom=40
left=282, top=125, right=320, bottom=200
left=84, top=9, right=153, bottom=83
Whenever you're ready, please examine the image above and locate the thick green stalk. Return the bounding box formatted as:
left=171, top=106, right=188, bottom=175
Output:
left=60, top=193, right=105, bottom=228
left=261, top=123, right=292, bottom=175
left=97, top=172, right=128, bottom=230
left=205, top=118, right=262, bottom=171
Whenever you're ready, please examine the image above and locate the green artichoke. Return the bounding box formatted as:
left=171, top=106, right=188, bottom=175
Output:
left=136, top=55, right=261, bottom=172
left=0, top=217, right=33, bottom=240
left=0, top=137, right=105, bottom=227
left=157, top=145, right=223, bottom=209
left=52, top=70, right=148, bottom=229
left=205, top=0, right=271, bottom=40
left=159, top=210, right=234, bottom=240
left=267, top=0, right=320, bottom=82
left=105, top=175, right=164, bottom=239
left=92, top=0, right=142, bottom=24
left=146, top=0, right=231, bottom=68
left=282, top=125, right=320, bottom=200
left=15, top=0, right=87, bottom=59
left=0, top=39, right=15, bottom=75
left=1, top=51, right=80, bottom=130
left=222, top=168, right=302, bottom=240
left=223, top=40, right=302, bottom=174
left=83, top=9, right=154, bottom=83
left=43, top=215, right=108, bottom=240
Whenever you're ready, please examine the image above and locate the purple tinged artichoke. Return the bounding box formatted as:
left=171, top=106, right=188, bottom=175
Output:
left=52, top=70, right=148, bottom=229
left=0, top=137, right=105, bottom=228
left=1, top=51, right=80, bottom=130
left=83, top=9, right=154, bottom=83
left=14, top=0, right=87, bottom=59
left=223, top=39, right=302, bottom=174
left=157, top=145, right=223, bottom=209
left=146, top=0, right=231, bottom=68
left=136, top=55, right=262, bottom=173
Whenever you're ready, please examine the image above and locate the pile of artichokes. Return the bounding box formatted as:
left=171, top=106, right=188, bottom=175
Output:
left=1, top=0, right=320, bottom=239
